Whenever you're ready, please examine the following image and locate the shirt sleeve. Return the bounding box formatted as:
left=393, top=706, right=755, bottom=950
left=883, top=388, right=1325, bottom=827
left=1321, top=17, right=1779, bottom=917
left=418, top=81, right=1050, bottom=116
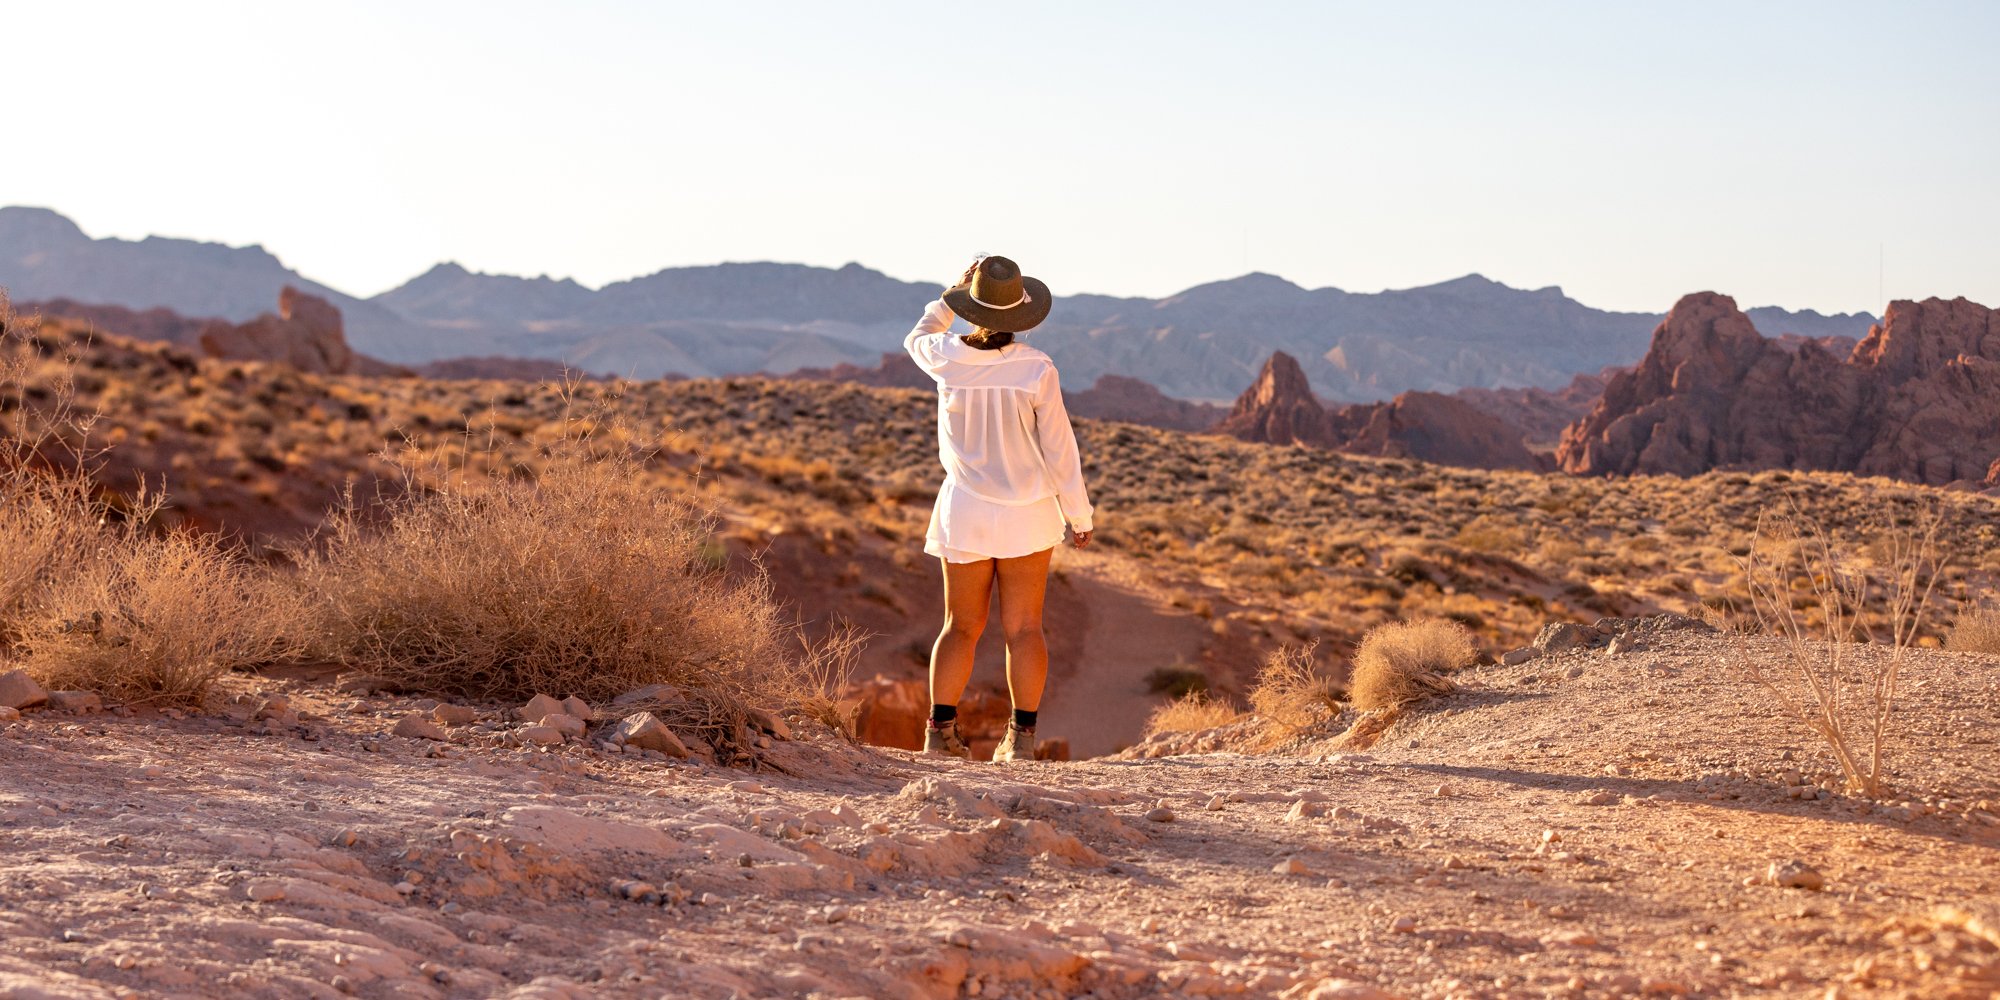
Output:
left=1033, top=366, right=1094, bottom=533
left=903, top=299, right=956, bottom=374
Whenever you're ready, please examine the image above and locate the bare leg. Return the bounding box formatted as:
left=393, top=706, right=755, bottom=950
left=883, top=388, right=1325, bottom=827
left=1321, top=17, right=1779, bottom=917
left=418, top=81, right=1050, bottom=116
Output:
left=994, top=547, right=1054, bottom=713
left=929, top=557, right=995, bottom=709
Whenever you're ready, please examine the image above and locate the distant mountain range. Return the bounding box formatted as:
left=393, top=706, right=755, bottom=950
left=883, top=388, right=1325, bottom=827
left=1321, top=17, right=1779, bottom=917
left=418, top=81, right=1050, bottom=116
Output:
left=0, top=206, right=1878, bottom=401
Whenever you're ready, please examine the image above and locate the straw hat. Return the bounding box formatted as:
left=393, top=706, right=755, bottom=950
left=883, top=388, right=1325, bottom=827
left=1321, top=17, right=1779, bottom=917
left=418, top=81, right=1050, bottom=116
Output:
left=942, top=256, right=1052, bottom=333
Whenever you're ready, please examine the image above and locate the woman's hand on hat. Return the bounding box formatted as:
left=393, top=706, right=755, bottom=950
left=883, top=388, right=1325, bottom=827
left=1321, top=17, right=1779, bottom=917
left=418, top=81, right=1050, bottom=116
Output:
left=947, top=259, right=980, bottom=294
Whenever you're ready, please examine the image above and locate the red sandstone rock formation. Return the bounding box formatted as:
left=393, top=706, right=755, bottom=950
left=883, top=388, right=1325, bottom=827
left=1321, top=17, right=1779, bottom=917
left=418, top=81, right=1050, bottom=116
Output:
left=1066, top=374, right=1225, bottom=432
left=1556, top=293, right=2000, bottom=485
left=20, top=299, right=212, bottom=347
left=198, top=287, right=365, bottom=374
left=1216, top=352, right=1546, bottom=470
left=1453, top=367, right=1619, bottom=447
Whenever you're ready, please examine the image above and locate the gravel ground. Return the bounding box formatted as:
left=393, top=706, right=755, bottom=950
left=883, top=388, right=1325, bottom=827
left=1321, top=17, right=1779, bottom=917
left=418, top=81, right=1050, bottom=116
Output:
left=0, top=630, right=1995, bottom=999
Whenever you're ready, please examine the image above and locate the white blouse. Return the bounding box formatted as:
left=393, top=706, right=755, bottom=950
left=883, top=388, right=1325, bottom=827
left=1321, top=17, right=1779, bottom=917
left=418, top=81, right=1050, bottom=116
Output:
left=904, top=299, right=1094, bottom=533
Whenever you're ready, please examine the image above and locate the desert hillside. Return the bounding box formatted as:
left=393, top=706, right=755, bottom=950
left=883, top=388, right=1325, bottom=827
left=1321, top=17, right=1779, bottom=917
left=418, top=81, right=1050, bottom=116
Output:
left=6, top=309, right=2000, bottom=759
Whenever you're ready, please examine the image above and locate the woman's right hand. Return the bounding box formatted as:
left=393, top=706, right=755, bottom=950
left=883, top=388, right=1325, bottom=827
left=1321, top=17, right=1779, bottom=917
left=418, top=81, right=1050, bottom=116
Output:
left=947, top=258, right=980, bottom=294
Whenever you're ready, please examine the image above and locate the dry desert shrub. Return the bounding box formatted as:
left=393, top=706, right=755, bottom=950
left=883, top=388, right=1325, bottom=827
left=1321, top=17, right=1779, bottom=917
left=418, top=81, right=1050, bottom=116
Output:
left=1945, top=605, right=2000, bottom=656
left=294, top=447, right=796, bottom=707
left=1734, top=505, right=1945, bottom=797
left=9, top=533, right=303, bottom=704
left=1249, top=642, right=1344, bottom=731
left=1349, top=617, right=1472, bottom=710
left=1144, top=691, right=1244, bottom=738
left=3, top=295, right=299, bottom=703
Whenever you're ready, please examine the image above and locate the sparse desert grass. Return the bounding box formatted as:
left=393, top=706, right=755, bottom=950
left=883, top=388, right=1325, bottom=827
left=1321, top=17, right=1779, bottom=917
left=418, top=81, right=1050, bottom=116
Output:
left=1248, top=642, right=1343, bottom=731
left=1945, top=605, right=2000, bottom=656
left=1349, top=618, right=1473, bottom=710
left=1144, top=691, right=1243, bottom=738
left=1734, top=506, right=1946, bottom=797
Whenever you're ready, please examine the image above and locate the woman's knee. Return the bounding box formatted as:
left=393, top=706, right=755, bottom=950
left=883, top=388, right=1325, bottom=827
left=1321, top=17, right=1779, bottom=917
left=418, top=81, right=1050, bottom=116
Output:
left=1000, top=618, right=1044, bottom=646
left=942, top=612, right=987, bottom=641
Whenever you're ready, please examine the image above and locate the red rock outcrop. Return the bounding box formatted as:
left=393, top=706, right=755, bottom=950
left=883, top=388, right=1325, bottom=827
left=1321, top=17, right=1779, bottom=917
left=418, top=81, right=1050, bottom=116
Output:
left=197, top=287, right=371, bottom=375
left=1453, top=367, right=1619, bottom=447
left=20, top=299, right=213, bottom=347
left=1556, top=293, right=2000, bottom=484
left=1216, top=352, right=1546, bottom=470
left=1066, top=374, right=1225, bottom=432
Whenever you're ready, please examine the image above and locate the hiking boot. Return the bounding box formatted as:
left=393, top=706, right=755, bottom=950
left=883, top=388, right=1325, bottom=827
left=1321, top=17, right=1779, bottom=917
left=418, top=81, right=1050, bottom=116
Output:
left=922, top=720, right=969, bottom=759
left=993, top=723, right=1036, bottom=763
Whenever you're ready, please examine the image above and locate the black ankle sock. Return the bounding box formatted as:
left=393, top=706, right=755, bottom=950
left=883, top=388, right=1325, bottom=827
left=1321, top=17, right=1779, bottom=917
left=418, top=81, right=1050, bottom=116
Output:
left=929, top=704, right=958, bottom=726
left=1012, top=709, right=1037, bottom=730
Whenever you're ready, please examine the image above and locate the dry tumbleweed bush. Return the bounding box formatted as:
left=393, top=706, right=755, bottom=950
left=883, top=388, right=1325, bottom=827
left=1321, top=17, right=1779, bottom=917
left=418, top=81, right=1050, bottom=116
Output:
left=1, top=294, right=296, bottom=704
left=1946, top=604, right=2000, bottom=656
left=1349, top=618, right=1471, bottom=711
left=295, top=445, right=803, bottom=708
left=1145, top=691, right=1244, bottom=738
left=1249, top=642, right=1344, bottom=730
left=1733, top=506, right=1946, bottom=798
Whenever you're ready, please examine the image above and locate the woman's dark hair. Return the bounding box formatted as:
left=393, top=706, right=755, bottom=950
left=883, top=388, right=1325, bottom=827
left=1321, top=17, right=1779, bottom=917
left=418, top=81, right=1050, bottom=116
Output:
left=962, top=327, right=1014, bottom=351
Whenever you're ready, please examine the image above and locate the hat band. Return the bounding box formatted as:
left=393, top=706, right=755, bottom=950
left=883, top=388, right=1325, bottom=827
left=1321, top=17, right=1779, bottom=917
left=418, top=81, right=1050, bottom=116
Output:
left=971, top=289, right=1032, bottom=311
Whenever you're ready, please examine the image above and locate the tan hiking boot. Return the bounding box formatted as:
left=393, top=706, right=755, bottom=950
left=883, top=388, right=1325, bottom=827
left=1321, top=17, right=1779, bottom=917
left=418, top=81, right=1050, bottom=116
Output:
left=993, top=723, right=1036, bottom=763
left=923, top=721, right=969, bottom=759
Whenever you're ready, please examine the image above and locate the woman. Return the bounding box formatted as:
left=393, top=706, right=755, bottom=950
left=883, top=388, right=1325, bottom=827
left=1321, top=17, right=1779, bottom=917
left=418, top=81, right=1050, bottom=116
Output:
left=904, top=255, right=1093, bottom=762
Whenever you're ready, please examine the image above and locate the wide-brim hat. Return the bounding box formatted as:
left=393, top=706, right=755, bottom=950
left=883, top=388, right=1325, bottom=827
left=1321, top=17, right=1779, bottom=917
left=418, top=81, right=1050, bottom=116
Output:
left=942, top=255, right=1052, bottom=334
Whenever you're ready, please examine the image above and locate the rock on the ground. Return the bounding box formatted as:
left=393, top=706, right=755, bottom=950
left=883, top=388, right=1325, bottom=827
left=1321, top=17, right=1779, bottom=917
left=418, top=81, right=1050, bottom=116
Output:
left=391, top=714, right=450, bottom=741
left=519, top=724, right=565, bottom=746
left=0, top=670, right=49, bottom=710
left=1501, top=648, right=1537, bottom=666
left=543, top=713, right=587, bottom=738
left=48, top=690, right=103, bottom=713
left=1306, top=980, right=1400, bottom=1000
left=1768, top=859, right=1825, bottom=891
left=1533, top=623, right=1597, bottom=655
left=431, top=704, right=478, bottom=726
left=520, top=694, right=566, bottom=723
left=560, top=696, right=591, bottom=719
left=613, top=712, right=689, bottom=757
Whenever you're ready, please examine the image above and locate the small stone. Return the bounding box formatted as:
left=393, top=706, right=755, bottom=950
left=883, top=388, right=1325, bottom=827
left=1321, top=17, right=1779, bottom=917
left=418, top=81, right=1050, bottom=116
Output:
left=245, top=881, right=285, bottom=902
left=1284, top=800, right=1319, bottom=822
left=1767, top=859, right=1825, bottom=891
left=519, top=693, right=566, bottom=723
left=1205, top=793, right=1226, bottom=811
left=391, top=714, right=450, bottom=741
left=1274, top=857, right=1312, bottom=876
left=746, top=707, right=793, bottom=740
left=49, top=690, right=103, bottom=713
left=0, top=706, right=19, bottom=722
left=252, top=694, right=289, bottom=720
left=1500, top=648, right=1536, bottom=666
left=394, top=881, right=416, bottom=895
left=1545, top=928, right=1597, bottom=948
left=518, top=724, right=564, bottom=746
left=1606, top=635, right=1636, bottom=656
left=617, top=880, right=659, bottom=901
left=542, top=713, right=587, bottom=738
left=560, top=696, right=591, bottom=719
left=0, top=669, right=49, bottom=710
left=1433, top=784, right=1451, bottom=798
left=1388, top=915, right=1417, bottom=934
left=1579, top=790, right=1618, bottom=806
left=431, top=704, right=478, bottom=726
left=1144, top=806, right=1175, bottom=823
left=727, top=780, right=767, bottom=795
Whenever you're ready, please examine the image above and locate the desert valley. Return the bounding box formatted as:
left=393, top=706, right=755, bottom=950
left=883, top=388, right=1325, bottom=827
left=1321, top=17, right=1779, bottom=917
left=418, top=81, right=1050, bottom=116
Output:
left=2, top=191, right=1998, bottom=1000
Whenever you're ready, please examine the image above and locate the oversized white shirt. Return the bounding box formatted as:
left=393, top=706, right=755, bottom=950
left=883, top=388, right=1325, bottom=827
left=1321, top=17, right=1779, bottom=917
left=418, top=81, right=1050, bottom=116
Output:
left=904, top=299, right=1094, bottom=533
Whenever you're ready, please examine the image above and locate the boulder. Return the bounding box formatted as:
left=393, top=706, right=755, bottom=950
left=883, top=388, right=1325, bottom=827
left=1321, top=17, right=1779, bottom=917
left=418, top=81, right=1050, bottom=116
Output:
left=1532, top=622, right=1598, bottom=655
left=0, top=670, right=49, bottom=710
left=1558, top=293, right=2000, bottom=485
left=560, top=696, right=592, bottom=720
left=431, top=703, right=479, bottom=726
left=542, top=713, right=587, bottom=738
left=519, top=693, right=566, bottom=724
left=613, top=712, right=689, bottom=757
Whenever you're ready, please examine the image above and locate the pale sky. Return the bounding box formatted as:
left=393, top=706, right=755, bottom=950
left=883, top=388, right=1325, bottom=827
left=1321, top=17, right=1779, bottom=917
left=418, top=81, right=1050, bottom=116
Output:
left=10, top=0, right=1997, bottom=314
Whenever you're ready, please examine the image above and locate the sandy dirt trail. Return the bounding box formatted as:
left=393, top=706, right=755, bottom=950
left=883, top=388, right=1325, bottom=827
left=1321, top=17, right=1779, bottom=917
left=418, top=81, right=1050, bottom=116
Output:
left=0, top=631, right=1995, bottom=1000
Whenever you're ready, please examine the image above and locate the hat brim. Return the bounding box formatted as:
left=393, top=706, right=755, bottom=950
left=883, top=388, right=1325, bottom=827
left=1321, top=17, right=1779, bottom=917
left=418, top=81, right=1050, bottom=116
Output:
left=942, top=275, right=1052, bottom=334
